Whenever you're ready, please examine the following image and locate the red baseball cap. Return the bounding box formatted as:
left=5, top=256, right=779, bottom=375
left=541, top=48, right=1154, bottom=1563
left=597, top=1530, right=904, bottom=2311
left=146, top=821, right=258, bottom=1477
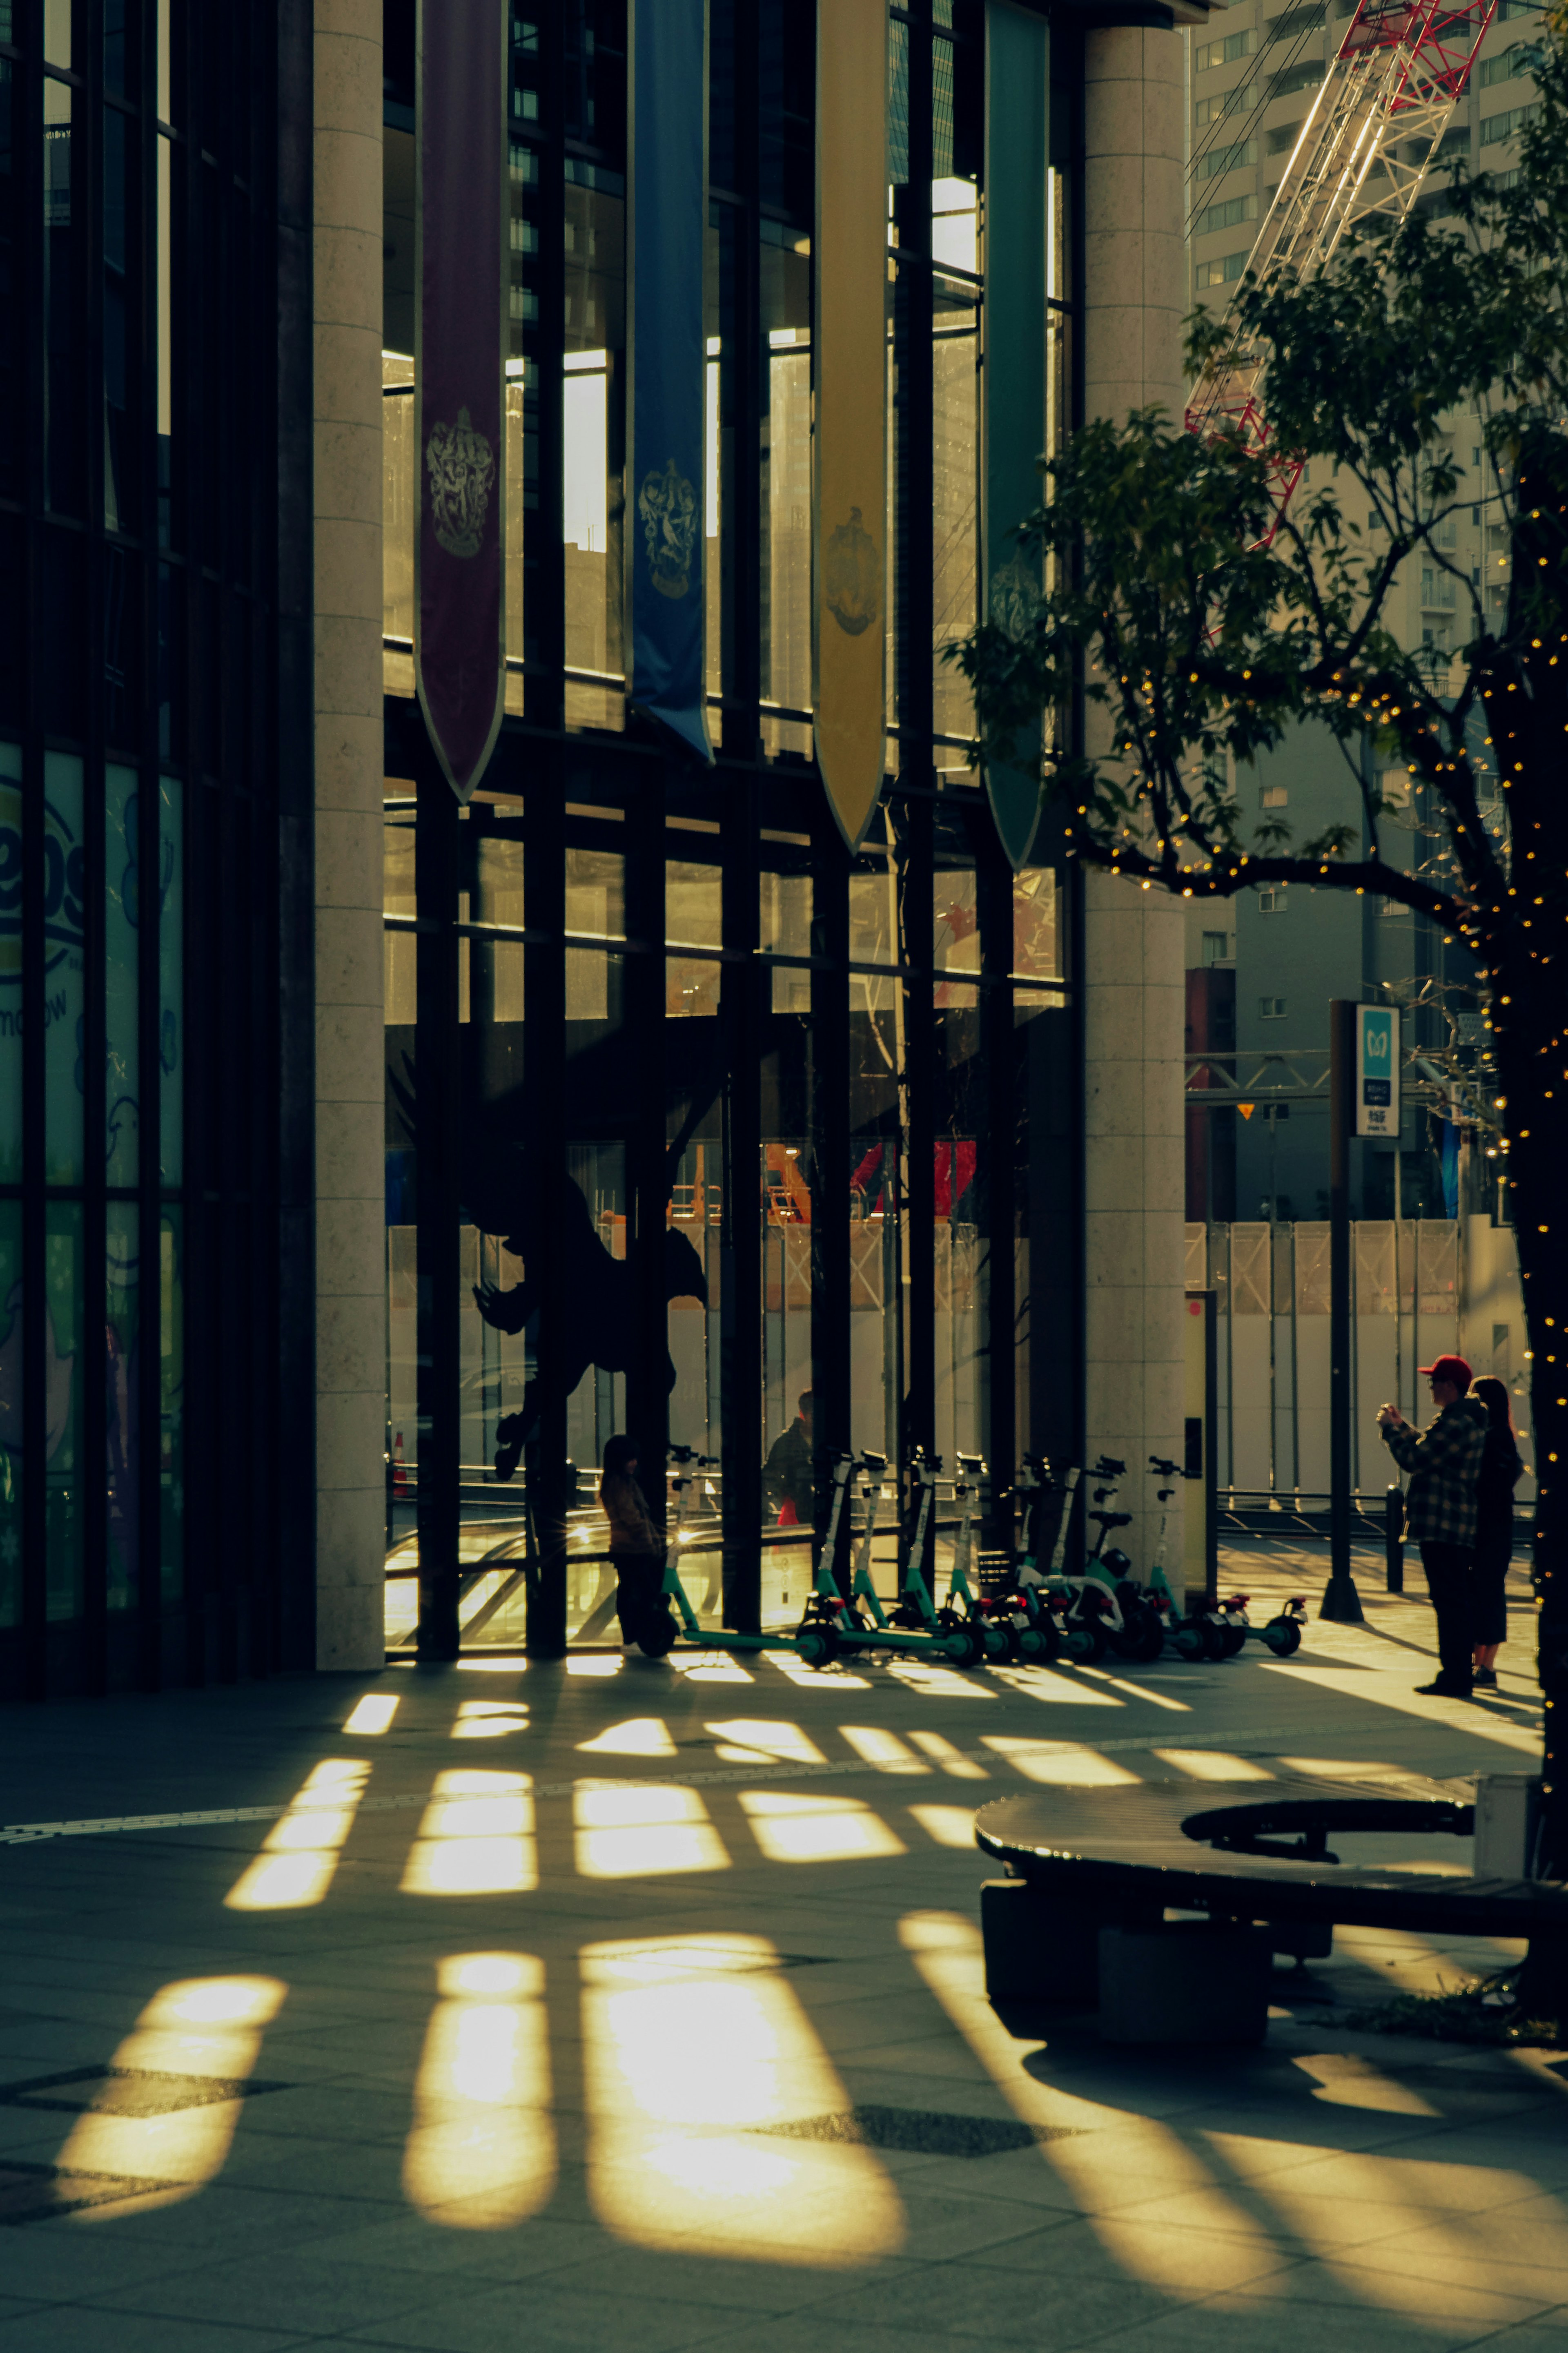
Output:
left=1418, top=1354, right=1472, bottom=1388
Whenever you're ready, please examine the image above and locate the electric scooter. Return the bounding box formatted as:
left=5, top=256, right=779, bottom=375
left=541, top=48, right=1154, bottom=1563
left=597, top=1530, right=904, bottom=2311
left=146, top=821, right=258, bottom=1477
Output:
left=1039, top=1459, right=1162, bottom=1663
left=794, top=1450, right=984, bottom=1669
left=639, top=1445, right=802, bottom=1660
left=1002, top=1458, right=1075, bottom=1662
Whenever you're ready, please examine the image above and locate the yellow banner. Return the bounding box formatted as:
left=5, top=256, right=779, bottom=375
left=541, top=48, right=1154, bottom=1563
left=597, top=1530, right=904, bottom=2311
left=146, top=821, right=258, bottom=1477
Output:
left=814, top=0, right=887, bottom=850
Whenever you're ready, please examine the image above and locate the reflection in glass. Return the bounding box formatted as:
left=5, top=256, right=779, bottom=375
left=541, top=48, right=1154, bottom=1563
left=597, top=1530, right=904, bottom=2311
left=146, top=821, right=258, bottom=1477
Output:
left=46, top=1201, right=83, bottom=1623
left=383, top=812, right=416, bottom=1026
left=0, top=1200, right=19, bottom=1626
left=1012, top=866, right=1059, bottom=981
left=933, top=270, right=979, bottom=778
left=106, top=1203, right=138, bottom=1610
left=160, top=776, right=183, bottom=1182
left=382, top=364, right=414, bottom=696
left=0, top=743, right=22, bottom=1183
left=161, top=1207, right=184, bottom=1601
left=760, top=225, right=811, bottom=756
left=933, top=984, right=982, bottom=1476
left=44, top=751, right=84, bottom=1186
left=564, top=174, right=625, bottom=728
left=666, top=858, right=721, bottom=1020
left=45, top=77, right=80, bottom=515
left=761, top=863, right=811, bottom=1015
left=105, top=765, right=139, bottom=1188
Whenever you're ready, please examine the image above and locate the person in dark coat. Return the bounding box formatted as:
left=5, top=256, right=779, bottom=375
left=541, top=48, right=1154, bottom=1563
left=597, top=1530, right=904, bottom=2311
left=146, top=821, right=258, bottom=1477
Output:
left=599, top=1433, right=666, bottom=1649
left=763, top=1390, right=814, bottom=1525
left=1378, top=1354, right=1487, bottom=1697
left=1470, top=1375, right=1524, bottom=1689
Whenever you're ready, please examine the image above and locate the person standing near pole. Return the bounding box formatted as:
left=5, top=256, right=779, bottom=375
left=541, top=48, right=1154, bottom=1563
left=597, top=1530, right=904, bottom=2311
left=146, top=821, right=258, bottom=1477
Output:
left=1376, top=1354, right=1486, bottom=1698
left=1469, top=1374, right=1524, bottom=1690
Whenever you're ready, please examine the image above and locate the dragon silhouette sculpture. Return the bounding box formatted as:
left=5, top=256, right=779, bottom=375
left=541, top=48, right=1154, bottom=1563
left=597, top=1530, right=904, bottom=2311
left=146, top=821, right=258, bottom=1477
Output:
left=388, top=1062, right=708, bottom=1481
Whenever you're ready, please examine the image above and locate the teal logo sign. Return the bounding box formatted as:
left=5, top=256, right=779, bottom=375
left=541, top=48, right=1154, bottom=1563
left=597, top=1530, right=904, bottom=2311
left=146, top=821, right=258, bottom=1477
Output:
left=1356, top=1005, right=1399, bottom=1139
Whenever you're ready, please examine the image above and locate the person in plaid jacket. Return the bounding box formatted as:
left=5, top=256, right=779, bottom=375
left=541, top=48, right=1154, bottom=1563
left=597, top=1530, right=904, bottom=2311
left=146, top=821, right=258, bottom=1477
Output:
left=1378, top=1354, right=1487, bottom=1697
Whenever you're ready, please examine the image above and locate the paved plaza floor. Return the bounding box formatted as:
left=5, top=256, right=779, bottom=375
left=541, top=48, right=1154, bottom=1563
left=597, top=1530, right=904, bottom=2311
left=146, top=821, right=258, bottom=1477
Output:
left=0, top=1539, right=1562, bottom=2352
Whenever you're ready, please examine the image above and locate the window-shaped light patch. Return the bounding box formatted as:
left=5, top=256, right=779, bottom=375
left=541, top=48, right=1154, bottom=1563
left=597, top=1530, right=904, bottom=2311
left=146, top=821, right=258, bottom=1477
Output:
left=1152, top=1749, right=1275, bottom=1782
left=401, top=1770, right=537, bottom=1896
left=582, top=1935, right=904, bottom=2264
left=837, top=1725, right=929, bottom=1773
left=577, top=1717, right=677, bottom=1757
left=908, top=1730, right=987, bottom=1778
left=453, top=1698, right=529, bottom=1739
left=908, top=1804, right=980, bottom=1848
left=981, top=1739, right=1140, bottom=1788
left=225, top=1760, right=370, bottom=1910
left=55, top=1976, right=286, bottom=2195
left=738, top=1788, right=905, bottom=1863
left=705, top=1718, right=826, bottom=1764
left=403, top=1953, right=555, bottom=2226
left=343, top=1693, right=399, bottom=1735
left=573, top=1783, right=728, bottom=1878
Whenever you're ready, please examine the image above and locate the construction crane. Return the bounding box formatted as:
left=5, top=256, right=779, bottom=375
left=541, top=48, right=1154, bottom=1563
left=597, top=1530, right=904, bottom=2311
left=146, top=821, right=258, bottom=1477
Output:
left=1186, top=0, right=1501, bottom=493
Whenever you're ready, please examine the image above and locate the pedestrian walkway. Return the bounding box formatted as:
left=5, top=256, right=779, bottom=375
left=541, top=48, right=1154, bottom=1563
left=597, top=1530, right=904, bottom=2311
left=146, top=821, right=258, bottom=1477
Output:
left=0, top=1550, right=1558, bottom=2352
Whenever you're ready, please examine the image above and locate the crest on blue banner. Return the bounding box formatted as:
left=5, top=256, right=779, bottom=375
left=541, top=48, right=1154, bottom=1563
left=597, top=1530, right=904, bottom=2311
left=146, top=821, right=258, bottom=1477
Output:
left=637, top=459, right=700, bottom=601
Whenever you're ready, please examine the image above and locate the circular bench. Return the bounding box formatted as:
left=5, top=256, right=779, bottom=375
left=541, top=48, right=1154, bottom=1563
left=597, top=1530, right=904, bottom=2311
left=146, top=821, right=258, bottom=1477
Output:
left=973, top=1776, right=1568, bottom=2043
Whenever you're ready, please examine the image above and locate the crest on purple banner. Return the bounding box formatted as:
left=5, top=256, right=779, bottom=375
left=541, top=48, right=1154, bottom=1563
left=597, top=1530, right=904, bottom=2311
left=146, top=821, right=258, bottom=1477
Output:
left=415, top=2, right=507, bottom=803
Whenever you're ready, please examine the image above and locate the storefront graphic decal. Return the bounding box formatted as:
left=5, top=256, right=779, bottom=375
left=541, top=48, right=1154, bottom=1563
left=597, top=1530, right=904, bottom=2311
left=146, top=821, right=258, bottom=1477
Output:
left=813, top=0, right=887, bottom=850
left=982, top=1, right=1049, bottom=870
left=626, top=0, right=713, bottom=763
left=415, top=0, right=507, bottom=802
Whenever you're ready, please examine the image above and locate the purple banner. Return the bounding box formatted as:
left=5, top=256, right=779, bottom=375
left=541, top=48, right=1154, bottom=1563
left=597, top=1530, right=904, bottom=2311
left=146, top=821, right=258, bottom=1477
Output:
left=416, top=0, right=506, bottom=801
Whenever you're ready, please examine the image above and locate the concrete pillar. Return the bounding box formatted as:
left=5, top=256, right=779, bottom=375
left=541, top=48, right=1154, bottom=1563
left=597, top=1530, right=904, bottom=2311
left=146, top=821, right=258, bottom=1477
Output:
left=314, top=0, right=386, bottom=1668
left=1080, top=27, right=1187, bottom=1581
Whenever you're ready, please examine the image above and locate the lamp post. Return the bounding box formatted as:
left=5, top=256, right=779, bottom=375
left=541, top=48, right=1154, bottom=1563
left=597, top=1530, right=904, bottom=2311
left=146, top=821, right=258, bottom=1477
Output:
left=1322, top=999, right=1365, bottom=1623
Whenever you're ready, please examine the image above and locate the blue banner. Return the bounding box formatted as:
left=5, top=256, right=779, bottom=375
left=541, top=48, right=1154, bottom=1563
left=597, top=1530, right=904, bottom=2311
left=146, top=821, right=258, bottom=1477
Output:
left=626, top=0, right=713, bottom=765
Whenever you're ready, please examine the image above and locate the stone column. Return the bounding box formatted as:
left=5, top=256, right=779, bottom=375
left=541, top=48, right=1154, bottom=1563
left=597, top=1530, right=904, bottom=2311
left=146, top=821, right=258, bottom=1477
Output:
left=1080, top=27, right=1188, bottom=1586
left=314, top=0, right=386, bottom=1668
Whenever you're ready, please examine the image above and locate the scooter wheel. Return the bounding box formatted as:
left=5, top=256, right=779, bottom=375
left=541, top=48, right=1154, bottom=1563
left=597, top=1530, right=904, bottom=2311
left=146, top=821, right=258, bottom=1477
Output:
left=638, top=1608, right=679, bottom=1658
left=1171, top=1618, right=1212, bottom=1662
left=1218, top=1621, right=1247, bottom=1658
left=795, top=1622, right=840, bottom=1669
left=1263, top=1617, right=1302, bottom=1656
left=1130, top=1620, right=1166, bottom=1663
left=1108, top=1602, right=1160, bottom=1662
left=1015, top=1619, right=1061, bottom=1664
left=942, top=1624, right=984, bottom=1668
left=978, top=1617, right=1016, bottom=1664
left=1063, top=1619, right=1107, bottom=1665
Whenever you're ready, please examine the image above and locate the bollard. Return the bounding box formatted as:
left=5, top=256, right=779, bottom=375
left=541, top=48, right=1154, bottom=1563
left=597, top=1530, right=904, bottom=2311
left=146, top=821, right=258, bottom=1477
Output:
left=1385, top=1482, right=1405, bottom=1594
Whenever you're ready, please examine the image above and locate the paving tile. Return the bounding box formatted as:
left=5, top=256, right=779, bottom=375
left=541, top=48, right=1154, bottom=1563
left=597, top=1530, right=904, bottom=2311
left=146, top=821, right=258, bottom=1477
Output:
left=0, top=2308, right=315, bottom=2353
left=343, top=2281, right=747, bottom=2353
left=98, top=2251, right=460, bottom=2335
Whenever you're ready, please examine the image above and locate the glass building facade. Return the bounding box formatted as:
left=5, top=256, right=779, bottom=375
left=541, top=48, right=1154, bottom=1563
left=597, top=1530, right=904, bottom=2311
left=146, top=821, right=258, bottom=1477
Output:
left=0, top=3, right=314, bottom=1696
left=0, top=0, right=1089, bottom=1692
left=381, top=1, right=1084, bottom=1660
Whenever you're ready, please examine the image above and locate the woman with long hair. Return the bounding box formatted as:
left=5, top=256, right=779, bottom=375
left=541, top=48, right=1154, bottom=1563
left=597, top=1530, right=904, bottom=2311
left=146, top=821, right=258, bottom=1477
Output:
left=599, top=1432, right=667, bottom=1653
left=1470, top=1375, right=1523, bottom=1689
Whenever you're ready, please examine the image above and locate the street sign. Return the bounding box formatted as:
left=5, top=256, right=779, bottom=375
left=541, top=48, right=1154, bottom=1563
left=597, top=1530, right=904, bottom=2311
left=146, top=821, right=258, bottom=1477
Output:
left=1356, top=1004, right=1399, bottom=1139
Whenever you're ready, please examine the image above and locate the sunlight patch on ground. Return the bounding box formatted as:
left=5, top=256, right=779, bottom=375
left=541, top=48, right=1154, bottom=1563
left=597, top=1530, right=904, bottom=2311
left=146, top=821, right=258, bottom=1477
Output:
left=574, top=1782, right=728, bottom=1876
left=1151, top=1749, right=1275, bottom=1782
left=453, top=1700, right=529, bottom=1738
left=343, top=1694, right=399, bottom=1735
left=577, top=1718, right=677, bottom=1757
left=403, top=1952, right=555, bottom=2226
left=582, top=1934, right=904, bottom=2263
left=56, top=1976, right=286, bottom=2194
left=401, top=1770, right=537, bottom=1896
left=706, top=1719, right=825, bottom=1764
left=981, top=1737, right=1140, bottom=1787
left=908, top=1730, right=988, bottom=1778
left=224, top=1760, right=370, bottom=1910
left=836, top=1725, right=930, bottom=1773
left=738, top=1788, right=906, bottom=1863
left=908, top=1803, right=980, bottom=1847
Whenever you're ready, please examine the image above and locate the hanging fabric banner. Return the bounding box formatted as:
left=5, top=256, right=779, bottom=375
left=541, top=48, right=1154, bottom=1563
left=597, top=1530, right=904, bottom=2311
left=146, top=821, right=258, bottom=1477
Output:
left=814, top=0, right=887, bottom=851
left=626, top=0, right=713, bottom=764
left=983, top=1, right=1049, bottom=869
left=416, top=0, right=507, bottom=803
